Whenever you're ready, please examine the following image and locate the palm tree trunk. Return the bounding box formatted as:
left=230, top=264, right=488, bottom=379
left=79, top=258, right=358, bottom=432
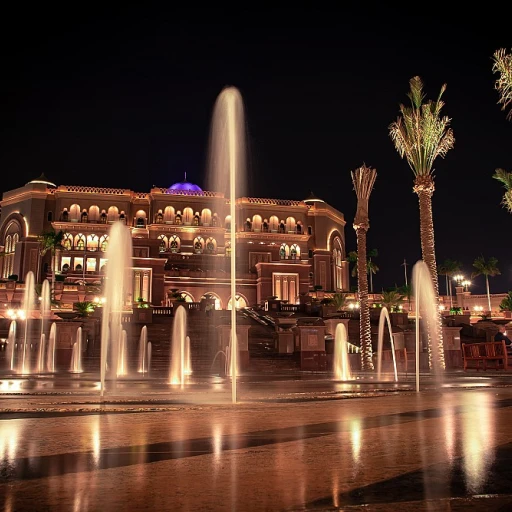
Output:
left=369, top=264, right=374, bottom=294
left=356, top=227, right=373, bottom=370
left=414, top=177, right=446, bottom=370
left=486, top=275, right=492, bottom=313
left=448, top=278, right=453, bottom=309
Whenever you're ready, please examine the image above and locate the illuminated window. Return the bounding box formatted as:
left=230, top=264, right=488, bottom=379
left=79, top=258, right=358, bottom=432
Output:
left=279, top=243, right=289, bottom=260
left=193, top=236, right=204, bottom=253
left=62, top=233, right=73, bottom=251
left=158, top=234, right=168, bottom=253
left=169, top=235, right=180, bottom=253
left=99, top=235, right=108, bottom=252
left=75, top=234, right=85, bottom=251
left=333, top=237, right=344, bottom=290
left=290, top=244, right=300, bottom=260
left=206, top=237, right=216, bottom=253
left=227, top=294, right=247, bottom=310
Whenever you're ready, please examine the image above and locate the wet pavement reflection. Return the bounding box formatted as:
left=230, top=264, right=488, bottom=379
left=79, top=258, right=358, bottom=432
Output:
left=1, top=387, right=512, bottom=510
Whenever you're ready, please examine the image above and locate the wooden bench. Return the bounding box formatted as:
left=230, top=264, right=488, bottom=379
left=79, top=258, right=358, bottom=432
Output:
left=378, top=348, right=413, bottom=376
left=462, top=341, right=510, bottom=371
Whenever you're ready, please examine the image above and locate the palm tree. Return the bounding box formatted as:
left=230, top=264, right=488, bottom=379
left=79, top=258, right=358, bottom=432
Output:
left=348, top=248, right=379, bottom=293
left=492, top=48, right=512, bottom=120
left=38, top=229, right=65, bottom=299
left=389, top=76, right=454, bottom=371
left=351, top=163, right=377, bottom=371
left=437, top=258, right=462, bottom=308
left=381, top=290, right=405, bottom=312
left=493, top=168, right=512, bottom=213
left=397, top=283, right=412, bottom=311
left=472, top=255, right=500, bottom=313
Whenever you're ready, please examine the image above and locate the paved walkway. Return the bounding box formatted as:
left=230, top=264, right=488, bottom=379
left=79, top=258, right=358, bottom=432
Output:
left=1, top=372, right=512, bottom=510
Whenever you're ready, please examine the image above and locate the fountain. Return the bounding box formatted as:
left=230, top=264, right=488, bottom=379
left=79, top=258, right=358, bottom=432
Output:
left=170, top=306, right=189, bottom=385
left=333, top=323, right=352, bottom=381
left=47, top=322, right=56, bottom=373
left=137, top=325, right=149, bottom=374
left=70, top=327, right=83, bottom=373
left=20, top=271, right=35, bottom=374
left=207, top=86, right=247, bottom=403
left=40, top=279, right=51, bottom=337
left=184, top=336, right=192, bottom=375
left=117, top=329, right=128, bottom=377
left=100, top=221, right=133, bottom=397
left=37, top=333, right=46, bottom=374
left=376, top=307, right=398, bottom=382
left=7, top=320, right=16, bottom=371
left=412, top=260, right=444, bottom=392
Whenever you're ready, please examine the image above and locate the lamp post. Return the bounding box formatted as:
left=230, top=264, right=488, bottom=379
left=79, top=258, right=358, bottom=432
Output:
left=462, top=279, right=471, bottom=292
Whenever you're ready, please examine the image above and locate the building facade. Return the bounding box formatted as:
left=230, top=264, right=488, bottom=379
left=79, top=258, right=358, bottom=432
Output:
left=0, top=174, right=349, bottom=309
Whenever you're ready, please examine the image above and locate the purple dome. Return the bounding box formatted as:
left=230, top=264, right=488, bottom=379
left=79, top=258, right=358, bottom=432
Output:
left=167, top=173, right=203, bottom=193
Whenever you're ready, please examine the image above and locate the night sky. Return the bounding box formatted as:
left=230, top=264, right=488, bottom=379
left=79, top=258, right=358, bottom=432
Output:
left=1, top=7, right=511, bottom=294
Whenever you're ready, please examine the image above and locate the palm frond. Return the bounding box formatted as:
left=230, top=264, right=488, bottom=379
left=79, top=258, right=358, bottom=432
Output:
left=389, top=77, right=454, bottom=177
left=492, top=48, right=512, bottom=120
left=351, top=164, right=377, bottom=228
left=493, top=168, right=512, bottom=212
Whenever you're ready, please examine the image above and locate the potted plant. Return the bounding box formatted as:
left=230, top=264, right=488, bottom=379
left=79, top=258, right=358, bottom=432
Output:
left=73, top=301, right=96, bottom=317
left=500, top=291, right=512, bottom=319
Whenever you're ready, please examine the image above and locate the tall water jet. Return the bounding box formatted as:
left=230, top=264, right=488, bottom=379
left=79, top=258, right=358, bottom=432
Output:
left=37, top=333, right=46, bottom=374
left=70, top=327, right=83, bottom=373
left=170, top=306, right=188, bottom=386
left=40, top=279, right=51, bottom=337
left=100, top=221, right=133, bottom=397
left=184, top=335, right=192, bottom=375
left=137, top=325, right=149, bottom=374
left=207, top=87, right=247, bottom=404
left=20, top=271, right=35, bottom=374
left=412, top=260, right=444, bottom=392
left=7, top=320, right=16, bottom=371
left=47, top=322, right=56, bottom=373
left=333, top=323, right=352, bottom=381
left=117, top=329, right=128, bottom=377
left=376, top=307, right=398, bottom=382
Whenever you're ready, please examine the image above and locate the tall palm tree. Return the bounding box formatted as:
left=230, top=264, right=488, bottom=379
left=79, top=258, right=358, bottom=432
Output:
left=472, top=255, right=500, bottom=313
left=389, top=76, right=454, bottom=371
left=492, top=48, right=512, bottom=120
left=351, top=164, right=377, bottom=371
left=38, top=229, right=65, bottom=299
left=493, top=168, right=512, bottom=213
left=437, top=258, right=462, bottom=309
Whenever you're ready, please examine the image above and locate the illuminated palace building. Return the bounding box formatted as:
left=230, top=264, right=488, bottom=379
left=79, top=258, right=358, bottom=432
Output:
left=0, top=174, right=349, bottom=309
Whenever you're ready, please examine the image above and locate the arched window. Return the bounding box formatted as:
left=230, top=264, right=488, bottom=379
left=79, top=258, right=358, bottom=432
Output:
left=99, top=234, right=109, bottom=252
left=263, top=219, right=269, bottom=232
left=107, top=206, right=119, bottom=222
left=119, top=211, right=126, bottom=224
left=245, top=218, right=252, bottom=231
left=183, top=207, right=194, bottom=225
left=252, top=215, right=262, bottom=232
left=205, top=237, right=217, bottom=253
left=164, top=206, right=175, bottom=223
left=193, top=236, right=204, bottom=253
left=202, top=292, right=222, bottom=310
left=62, top=233, right=73, bottom=250
left=175, top=211, right=182, bottom=225
left=75, top=234, right=86, bottom=251
left=279, top=243, right=289, bottom=260
left=70, top=204, right=81, bottom=222
left=81, top=209, right=88, bottom=223
left=47, top=211, right=53, bottom=222
left=333, top=237, right=344, bottom=291
left=290, top=244, right=300, bottom=260
left=180, top=291, right=195, bottom=303
left=225, top=215, right=231, bottom=230
left=286, top=217, right=296, bottom=233
left=296, top=222, right=302, bottom=234
left=61, top=208, right=69, bottom=222
left=169, top=235, right=180, bottom=252
left=269, top=216, right=279, bottom=232
left=193, top=212, right=200, bottom=226
left=1, top=228, right=18, bottom=279
left=279, top=220, right=285, bottom=234
left=135, top=209, right=146, bottom=227
left=158, top=234, right=168, bottom=253
left=155, top=210, right=164, bottom=224
left=89, top=205, right=100, bottom=222
left=212, top=213, right=219, bottom=227
left=87, top=234, right=99, bottom=251
left=201, top=209, right=212, bottom=226
left=227, top=294, right=248, bottom=310
left=100, top=210, right=107, bottom=224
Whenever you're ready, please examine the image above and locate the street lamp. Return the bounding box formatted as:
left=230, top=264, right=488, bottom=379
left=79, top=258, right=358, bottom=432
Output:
left=453, top=274, right=464, bottom=285
left=462, top=279, right=471, bottom=292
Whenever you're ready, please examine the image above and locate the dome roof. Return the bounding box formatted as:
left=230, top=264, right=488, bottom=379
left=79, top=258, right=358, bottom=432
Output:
left=303, top=190, right=324, bottom=203
left=27, top=172, right=56, bottom=188
left=167, top=172, right=203, bottom=193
